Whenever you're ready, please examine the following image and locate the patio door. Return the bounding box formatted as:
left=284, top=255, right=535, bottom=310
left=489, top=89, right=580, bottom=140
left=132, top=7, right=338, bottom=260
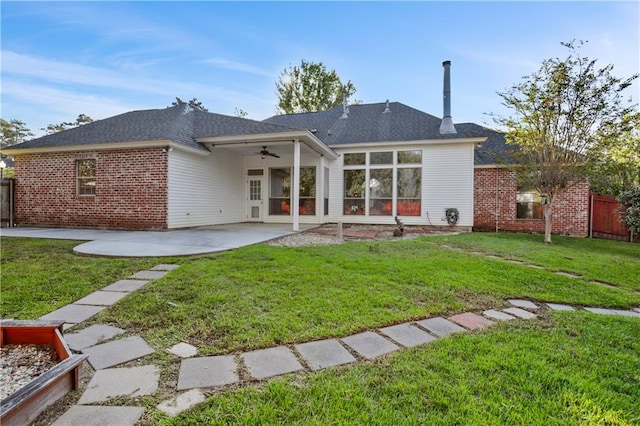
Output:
left=246, top=169, right=264, bottom=222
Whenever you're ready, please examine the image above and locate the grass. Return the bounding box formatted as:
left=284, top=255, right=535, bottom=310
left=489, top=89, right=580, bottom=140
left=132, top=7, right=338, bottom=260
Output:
left=0, top=237, right=176, bottom=319
left=99, top=235, right=640, bottom=354
left=158, top=312, right=640, bottom=425
left=1, top=232, right=639, bottom=424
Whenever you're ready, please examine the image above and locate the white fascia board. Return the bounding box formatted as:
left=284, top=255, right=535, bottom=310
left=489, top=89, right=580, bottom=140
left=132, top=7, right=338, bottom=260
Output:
left=330, top=137, right=487, bottom=150
left=3, top=140, right=210, bottom=156
left=196, top=130, right=338, bottom=160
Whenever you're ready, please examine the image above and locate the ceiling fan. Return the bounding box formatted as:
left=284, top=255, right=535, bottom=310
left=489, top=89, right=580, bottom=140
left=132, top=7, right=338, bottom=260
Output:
left=255, top=146, right=280, bottom=158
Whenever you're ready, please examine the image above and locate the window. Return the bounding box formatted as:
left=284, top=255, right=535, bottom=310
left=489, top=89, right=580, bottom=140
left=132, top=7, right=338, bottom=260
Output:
left=344, top=169, right=365, bottom=215
left=397, top=168, right=421, bottom=216
left=269, top=168, right=290, bottom=215
left=324, top=167, right=329, bottom=215
left=517, top=191, right=543, bottom=219
left=77, top=159, right=96, bottom=196
left=269, top=167, right=317, bottom=216
left=342, top=150, right=423, bottom=217
left=369, top=168, right=393, bottom=215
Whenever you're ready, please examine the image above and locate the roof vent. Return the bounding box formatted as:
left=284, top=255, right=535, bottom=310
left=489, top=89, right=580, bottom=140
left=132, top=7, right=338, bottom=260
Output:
left=383, top=99, right=390, bottom=113
left=341, top=94, right=349, bottom=119
left=439, top=60, right=457, bottom=135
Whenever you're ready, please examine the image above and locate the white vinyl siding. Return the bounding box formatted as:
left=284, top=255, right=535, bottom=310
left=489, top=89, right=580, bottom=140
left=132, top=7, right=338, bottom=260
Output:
left=167, top=149, right=243, bottom=228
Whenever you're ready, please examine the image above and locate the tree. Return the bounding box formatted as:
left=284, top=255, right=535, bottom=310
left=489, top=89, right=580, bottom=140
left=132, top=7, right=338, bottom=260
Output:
left=494, top=40, right=638, bottom=243
left=1, top=118, right=33, bottom=147
left=43, top=114, right=94, bottom=135
left=234, top=108, right=249, bottom=118
left=171, top=97, right=208, bottom=112
left=275, top=60, right=356, bottom=114
left=618, top=187, right=640, bottom=235
left=588, top=111, right=640, bottom=195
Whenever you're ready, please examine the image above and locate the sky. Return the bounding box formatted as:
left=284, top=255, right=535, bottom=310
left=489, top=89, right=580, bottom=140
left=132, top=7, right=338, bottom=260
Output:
left=1, top=1, right=639, bottom=138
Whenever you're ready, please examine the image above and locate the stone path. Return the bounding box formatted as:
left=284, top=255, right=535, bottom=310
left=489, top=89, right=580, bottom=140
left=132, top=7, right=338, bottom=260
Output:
left=42, top=259, right=639, bottom=425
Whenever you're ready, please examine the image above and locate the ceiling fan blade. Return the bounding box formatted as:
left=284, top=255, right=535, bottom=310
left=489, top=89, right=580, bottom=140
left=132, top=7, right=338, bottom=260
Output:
left=268, top=152, right=280, bottom=158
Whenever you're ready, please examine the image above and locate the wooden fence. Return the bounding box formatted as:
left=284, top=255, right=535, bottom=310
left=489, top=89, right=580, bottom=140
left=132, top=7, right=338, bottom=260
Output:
left=589, top=193, right=635, bottom=242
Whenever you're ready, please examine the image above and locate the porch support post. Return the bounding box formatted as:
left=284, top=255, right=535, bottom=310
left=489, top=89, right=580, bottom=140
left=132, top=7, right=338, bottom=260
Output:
left=293, top=139, right=301, bottom=231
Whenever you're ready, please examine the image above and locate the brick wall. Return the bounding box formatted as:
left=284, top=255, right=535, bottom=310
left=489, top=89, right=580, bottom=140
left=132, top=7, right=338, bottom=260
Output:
left=14, top=148, right=168, bottom=230
left=473, top=167, right=589, bottom=236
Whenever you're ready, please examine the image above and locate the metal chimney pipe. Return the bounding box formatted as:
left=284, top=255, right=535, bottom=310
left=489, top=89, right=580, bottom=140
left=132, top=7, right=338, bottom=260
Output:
left=439, top=60, right=457, bottom=134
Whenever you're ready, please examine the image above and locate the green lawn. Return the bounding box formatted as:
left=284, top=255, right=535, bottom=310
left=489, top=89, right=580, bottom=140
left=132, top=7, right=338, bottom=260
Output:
left=2, top=232, right=639, bottom=424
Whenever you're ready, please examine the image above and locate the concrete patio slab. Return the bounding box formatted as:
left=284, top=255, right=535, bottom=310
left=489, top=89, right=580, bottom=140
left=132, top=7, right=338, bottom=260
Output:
left=40, top=304, right=105, bottom=324
left=157, top=389, right=206, bottom=417
left=483, top=309, right=516, bottom=321
left=130, top=270, right=169, bottom=280
left=78, top=365, right=159, bottom=404
left=546, top=303, right=575, bottom=311
left=242, top=346, right=304, bottom=379
left=74, top=291, right=129, bottom=306
left=449, top=312, right=495, bottom=330
left=52, top=406, right=145, bottom=426
left=295, top=339, right=356, bottom=370
left=82, top=336, right=154, bottom=370
left=378, top=323, right=437, bottom=347
left=416, top=317, right=466, bottom=337
left=508, top=299, right=540, bottom=310
left=151, top=264, right=181, bottom=271
left=101, top=279, right=149, bottom=292
left=177, top=355, right=238, bottom=390
left=503, top=307, right=537, bottom=319
left=63, top=324, right=125, bottom=351
left=341, top=331, right=399, bottom=359
left=168, top=342, right=198, bottom=358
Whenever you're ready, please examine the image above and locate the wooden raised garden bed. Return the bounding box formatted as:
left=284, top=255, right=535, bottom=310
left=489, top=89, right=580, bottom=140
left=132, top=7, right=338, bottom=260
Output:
left=1, top=320, right=87, bottom=426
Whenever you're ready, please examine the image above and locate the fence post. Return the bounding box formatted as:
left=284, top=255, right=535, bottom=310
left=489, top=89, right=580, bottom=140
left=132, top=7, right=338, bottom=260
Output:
left=589, top=193, right=594, bottom=238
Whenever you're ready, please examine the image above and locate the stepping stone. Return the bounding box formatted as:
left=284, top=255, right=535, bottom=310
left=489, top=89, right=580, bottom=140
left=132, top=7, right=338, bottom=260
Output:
left=483, top=309, right=516, bottom=321
left=554, top=271, right=581, bottom=279
left=130, top=270, right=168, bottom=280
left=102, top=279, right=149, bottom=292
left=416, top=317, right=466, bottom=337
left=82, top=336, right=154, bottom=370
left=64, top=324, right=125, bottom=351
left=583, top=307, right=616, bottom=315
left=503, top=307, right=537, bottom=319
left=157, top=389, right=206, bottom=417
left=295, top=339, right=356, bottom=371
left=508, top=299, right=539, bottom=310
left=341, top=331, right=399, bottom=359
left=378, top=323, right=437, bottom=347
left=590, top=280, right=617, bottom=289
left=151, top=264, right=181, bottom=271
left=177, top=355, right=238, bottom=390
left=52, top=406, right=145, bottom=426
left=546, top=303, right=575, bottom=311
left=40, top=304, right=105, bottom=324
left=506, top=259, right=525, bottom=265
left=242, top=346, right=304, bottom=379
left=609, top=309, right=640, bottom=318
left=633, top=308, right=640, bottom=313
left=63, top=323, right=76, bottom=331
left=78, top=365, right=159, bottom=404
left=74, top=291, right=129, bottom=306
left=524, top=264, right=545, bottom=269
left=449, top=312, right=495, bottom=330
left=168, top=342, right=198, bottom=358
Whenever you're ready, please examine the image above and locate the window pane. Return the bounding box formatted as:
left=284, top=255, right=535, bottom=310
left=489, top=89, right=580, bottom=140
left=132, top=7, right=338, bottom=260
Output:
left=397, top=168, right=421, bottom=216
left=270, top=168, right=290, bottom=215
left=370, top=151, right=393, bottom=165
left=369, top=169, right=392, bottom=216
left=516, top=191, right=543, bottom=219
left=299, top=167, right=316, bottom=197
left=77, top=159, right=96, bottom=196
left=344, top=169, right=365, bottom=215
left=344, top=153, right=365, bottom=165
left=324, top=167, right=329, bottom=216
left=398, top=150, right=422, bottom=164
left=247, top=169, right=263, bottom=176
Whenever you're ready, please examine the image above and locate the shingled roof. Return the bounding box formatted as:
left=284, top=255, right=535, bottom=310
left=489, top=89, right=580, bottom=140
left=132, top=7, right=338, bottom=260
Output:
left=264, top=102, right=486, bottom=145
left=8, top=104, right=298, bottom=152
left=455, top=123, right=516, bottom=166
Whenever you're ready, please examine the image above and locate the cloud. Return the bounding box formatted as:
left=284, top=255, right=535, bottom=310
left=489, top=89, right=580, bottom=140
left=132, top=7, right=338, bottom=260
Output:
left=202, top=57, right=272, bottom=77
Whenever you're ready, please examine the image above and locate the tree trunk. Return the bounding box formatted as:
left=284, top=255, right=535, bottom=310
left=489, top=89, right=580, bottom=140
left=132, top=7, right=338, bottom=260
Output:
left=543, top=203, right=552, bottom=244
